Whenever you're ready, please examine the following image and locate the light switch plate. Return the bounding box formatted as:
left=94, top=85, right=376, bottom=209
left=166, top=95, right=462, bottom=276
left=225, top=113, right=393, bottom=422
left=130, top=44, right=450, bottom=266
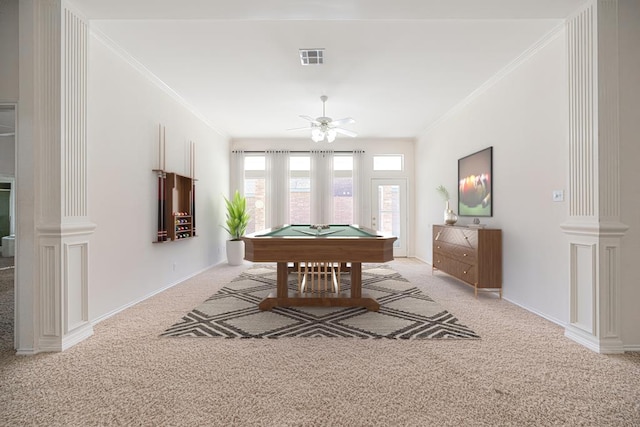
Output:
left=552, top=190, right=564, bottom=202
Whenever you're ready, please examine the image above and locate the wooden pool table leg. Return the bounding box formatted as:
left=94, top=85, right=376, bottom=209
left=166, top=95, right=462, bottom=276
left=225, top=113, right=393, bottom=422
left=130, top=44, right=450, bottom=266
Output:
left=276, top=262, right=289, bottom=298
left=259, top=260, right=379, bottom=312
left=350, top=262, right=379, bottom=311
left=350, top=262, right=362, bottom=298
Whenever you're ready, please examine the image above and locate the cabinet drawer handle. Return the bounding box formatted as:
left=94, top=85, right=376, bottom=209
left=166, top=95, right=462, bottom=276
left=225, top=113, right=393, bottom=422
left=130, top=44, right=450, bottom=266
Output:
left=463, top=270, right=467, bottom=274
left=437, top=246, right=440, bottom=249
left=463, top=253, right=467, bottom=257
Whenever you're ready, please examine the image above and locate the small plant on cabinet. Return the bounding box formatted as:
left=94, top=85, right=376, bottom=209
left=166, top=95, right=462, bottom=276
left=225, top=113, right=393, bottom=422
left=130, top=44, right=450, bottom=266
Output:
left=435, top=185, right=450, bottom=201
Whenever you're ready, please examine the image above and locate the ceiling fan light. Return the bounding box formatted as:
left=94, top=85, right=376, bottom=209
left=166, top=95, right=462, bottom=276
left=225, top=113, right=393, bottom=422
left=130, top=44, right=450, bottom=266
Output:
left=311, top=128, right=324, bottom=142
left=295, top=95, right=353, bottom=143
left=326, top=128, right=337, bottom=142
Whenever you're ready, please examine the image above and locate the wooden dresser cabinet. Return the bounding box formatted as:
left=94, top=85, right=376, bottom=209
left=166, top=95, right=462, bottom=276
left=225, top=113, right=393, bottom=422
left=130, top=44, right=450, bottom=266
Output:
left=432, top=225, right=502, bottom=297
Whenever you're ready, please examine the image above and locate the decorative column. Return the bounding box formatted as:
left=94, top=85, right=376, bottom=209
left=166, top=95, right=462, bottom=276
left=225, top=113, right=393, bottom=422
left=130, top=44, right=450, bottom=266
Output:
left=561, top=0, right=628, bottom=353
left=17, top=0, right=95, bottom=353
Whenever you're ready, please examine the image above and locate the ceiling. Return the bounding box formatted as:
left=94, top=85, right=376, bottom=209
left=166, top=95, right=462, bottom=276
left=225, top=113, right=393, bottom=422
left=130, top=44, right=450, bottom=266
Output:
left=71, top=0, right=586, bottom=140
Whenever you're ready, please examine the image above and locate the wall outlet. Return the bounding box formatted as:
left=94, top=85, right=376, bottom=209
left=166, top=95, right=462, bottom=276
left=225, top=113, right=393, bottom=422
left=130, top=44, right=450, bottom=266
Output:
left=552, top=190, right=564, bottom=202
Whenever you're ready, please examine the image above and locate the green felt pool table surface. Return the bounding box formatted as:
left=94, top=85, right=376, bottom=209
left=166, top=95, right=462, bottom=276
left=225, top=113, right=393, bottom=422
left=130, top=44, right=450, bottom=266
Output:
left=258, top=224, right=378, bottom=238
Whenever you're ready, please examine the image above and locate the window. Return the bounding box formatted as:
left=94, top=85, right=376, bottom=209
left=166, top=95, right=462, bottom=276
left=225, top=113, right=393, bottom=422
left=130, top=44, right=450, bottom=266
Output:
left=244, top=156, right=266, bottom=234
left=289, top=156, right=310, bottom=224
left=373, top=155, right=403, bottom=171
left=333, top=155, right=353, bottom=224
left=234, top=151, right=366, bottom=228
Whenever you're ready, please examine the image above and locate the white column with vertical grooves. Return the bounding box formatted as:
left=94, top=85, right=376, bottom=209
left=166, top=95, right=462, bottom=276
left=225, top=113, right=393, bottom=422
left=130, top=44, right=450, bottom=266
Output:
left=561, top=0, right=627, bottom=354
left=31, top=0, right=95, bottom=353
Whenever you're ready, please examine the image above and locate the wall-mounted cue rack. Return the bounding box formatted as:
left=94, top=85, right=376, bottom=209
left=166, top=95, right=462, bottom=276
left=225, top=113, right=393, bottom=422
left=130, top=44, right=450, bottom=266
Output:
left=153, top=124, right=197, bottom=243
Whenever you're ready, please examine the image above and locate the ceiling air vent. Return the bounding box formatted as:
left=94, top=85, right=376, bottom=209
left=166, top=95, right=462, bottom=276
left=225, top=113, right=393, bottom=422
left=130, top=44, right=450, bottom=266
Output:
left=299, top=48, right=324, bottom=65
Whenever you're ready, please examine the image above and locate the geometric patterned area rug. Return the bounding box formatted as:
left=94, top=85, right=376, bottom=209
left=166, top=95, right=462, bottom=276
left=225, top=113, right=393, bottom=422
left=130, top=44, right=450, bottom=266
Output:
left=161, top=265, right=479, bottom=339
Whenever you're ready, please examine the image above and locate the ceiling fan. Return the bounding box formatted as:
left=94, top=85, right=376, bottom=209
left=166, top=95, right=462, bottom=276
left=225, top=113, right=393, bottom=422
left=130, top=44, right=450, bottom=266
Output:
left=289, top=95, right=357, bottom=142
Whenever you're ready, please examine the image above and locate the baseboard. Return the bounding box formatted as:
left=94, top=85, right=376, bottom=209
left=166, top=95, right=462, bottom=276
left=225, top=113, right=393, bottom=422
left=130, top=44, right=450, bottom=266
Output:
left=27, top=323, right=95, bottom=353
left=564, top=325, right=625, bottom=354
left=501, top=296, right=566, bottom=328
left=411, top=255, right=429, bottom=265
left=91, top=262, right=222, bottom=326
left=62, top=323, right=94, bottom=351
left=15, top=347, right=37, bottom=356
left=37, top=336, right=64, bottom=353
left=503, top=297, right=638, bottom=353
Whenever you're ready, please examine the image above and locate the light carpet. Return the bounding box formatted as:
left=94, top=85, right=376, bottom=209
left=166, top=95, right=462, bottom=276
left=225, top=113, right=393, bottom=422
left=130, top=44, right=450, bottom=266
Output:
left=1, top=259, right=639, bottom=426
left=162, top=265, right=479, bottom=339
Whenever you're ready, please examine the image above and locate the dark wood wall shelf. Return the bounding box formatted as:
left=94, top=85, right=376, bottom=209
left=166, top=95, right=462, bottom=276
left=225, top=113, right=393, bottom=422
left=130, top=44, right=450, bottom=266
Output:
left=153, top=170, right=196, bottom=243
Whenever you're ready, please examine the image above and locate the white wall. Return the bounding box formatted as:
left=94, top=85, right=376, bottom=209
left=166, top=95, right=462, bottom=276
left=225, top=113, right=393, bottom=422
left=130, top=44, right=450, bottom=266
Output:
left=618, top=0, right=640, bottom=348
left=88, top=34, right=230, bottom=321
left=0, top=0, right=19, bottom=102
left=415, top=31, right=569, bottom=324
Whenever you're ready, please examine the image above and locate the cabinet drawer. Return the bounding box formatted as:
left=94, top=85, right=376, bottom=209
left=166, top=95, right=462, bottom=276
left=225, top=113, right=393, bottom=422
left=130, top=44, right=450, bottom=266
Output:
left=433, top=240, right=477, bottom=263
left=433, top=253, right=477, bottom=285
left=434, top=226, right=478, bottom=250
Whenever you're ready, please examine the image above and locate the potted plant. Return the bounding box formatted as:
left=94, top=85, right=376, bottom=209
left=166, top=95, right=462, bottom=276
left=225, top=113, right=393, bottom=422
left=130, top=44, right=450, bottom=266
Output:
left=222, top=190, right=250, bottom=265
left=436, top=185, right=458, bottom=225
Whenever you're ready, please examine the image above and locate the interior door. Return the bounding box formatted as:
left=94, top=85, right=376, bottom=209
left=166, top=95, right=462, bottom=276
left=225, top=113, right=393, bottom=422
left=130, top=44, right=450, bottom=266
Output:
left=371, top=179, right=407, bottom=257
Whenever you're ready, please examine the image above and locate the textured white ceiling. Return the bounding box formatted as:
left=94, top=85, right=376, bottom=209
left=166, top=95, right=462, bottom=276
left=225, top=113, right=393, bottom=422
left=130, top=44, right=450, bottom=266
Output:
left=73, top=0, right=586, bottom=140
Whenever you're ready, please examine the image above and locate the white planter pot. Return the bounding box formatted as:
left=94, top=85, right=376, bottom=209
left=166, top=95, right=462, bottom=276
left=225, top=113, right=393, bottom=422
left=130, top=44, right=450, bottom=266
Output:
left=226, top=240, right=245, bottom=266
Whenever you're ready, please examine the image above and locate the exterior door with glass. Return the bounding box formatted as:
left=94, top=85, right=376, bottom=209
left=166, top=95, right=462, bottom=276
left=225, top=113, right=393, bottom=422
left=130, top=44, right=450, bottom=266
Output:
left=371, top=179, right=407, bottom=257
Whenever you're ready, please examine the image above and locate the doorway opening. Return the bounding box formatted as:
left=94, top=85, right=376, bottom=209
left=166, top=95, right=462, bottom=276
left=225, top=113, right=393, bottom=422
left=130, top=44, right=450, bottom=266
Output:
left=371, top=179, right=407, bottom=257
left=0, top=103, right=17, bottom=351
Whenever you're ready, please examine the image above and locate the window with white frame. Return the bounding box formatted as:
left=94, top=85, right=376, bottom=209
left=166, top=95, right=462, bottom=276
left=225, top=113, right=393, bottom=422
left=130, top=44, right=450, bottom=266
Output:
left=289, top=155, right=311, bottom=224
left=243, top=155, right=266, bottom=234
left=236, top=151, right=363, bottom=228
left=373, top=155, right=403, bottom=171
left=332, top=155, right=353, bottom=224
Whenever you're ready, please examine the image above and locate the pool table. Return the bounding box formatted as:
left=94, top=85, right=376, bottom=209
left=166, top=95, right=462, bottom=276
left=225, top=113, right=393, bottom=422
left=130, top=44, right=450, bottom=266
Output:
left=242, top=224, right=397, bottom=311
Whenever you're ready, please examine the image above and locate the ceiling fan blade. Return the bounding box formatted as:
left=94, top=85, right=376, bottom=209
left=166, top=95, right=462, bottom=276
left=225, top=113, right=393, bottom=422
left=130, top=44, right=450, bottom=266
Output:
left=286, top=126, right=311, bottom=131
left=331, top=117, right=355, bottom=126
left=299, top=115, right=320, bottom=124
left=0, top=132, right=15, bottom=137
left=334, top=128, right=357, bottom=137
left=292, top=97, right=356, bottom=138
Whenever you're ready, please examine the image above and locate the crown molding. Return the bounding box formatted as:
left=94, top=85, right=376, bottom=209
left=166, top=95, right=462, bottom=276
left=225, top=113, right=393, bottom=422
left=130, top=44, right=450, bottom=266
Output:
left=89, top=26, right=229, bottom=139
left=421, top=20, right=566, bottom=136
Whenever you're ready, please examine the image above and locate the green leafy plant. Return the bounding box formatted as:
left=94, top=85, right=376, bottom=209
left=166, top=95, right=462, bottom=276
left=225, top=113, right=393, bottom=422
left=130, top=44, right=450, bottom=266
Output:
left=222, top=190, right=250, bottom=240
left=436, top=185, right=451, bottom=201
